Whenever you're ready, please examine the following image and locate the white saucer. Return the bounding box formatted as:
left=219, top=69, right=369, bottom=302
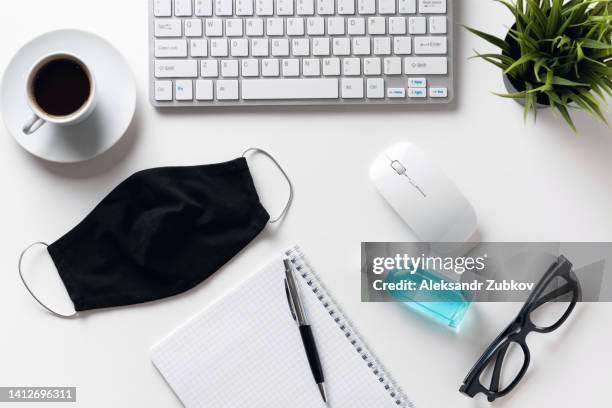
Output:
left=1, top=29, right=136, bottom=163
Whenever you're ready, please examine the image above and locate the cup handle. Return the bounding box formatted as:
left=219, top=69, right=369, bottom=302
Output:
left=22, top=114, right=46, bottom=135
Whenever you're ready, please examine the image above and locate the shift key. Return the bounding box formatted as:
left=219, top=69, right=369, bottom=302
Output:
left=155, top=60, right=198, bottom=78
left=404, top=57, right=447, bottom=75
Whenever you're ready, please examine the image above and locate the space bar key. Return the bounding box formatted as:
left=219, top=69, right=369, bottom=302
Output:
left=242, top=79, right=339, bottom=100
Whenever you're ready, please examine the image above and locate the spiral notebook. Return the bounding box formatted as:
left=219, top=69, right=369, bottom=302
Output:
left=151, top=246, right=414, bottom=408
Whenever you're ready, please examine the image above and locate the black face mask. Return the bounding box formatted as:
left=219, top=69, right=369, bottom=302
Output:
left=18, top=148, right=292, bottom=317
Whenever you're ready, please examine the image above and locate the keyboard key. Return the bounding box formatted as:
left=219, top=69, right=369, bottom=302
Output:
left=307, top=18, right=325, bottom=35
left=246, top=18, right=264, bottom=35
left=378, top=0, right=396, bottom=14
left=341, top=78, right=364, bottom=98
left=358, top=0, right=376, bottom=14
left=256, top=0, right=274, bottom=15
left=292, top=38, right=310, bottom=56
left=226, top=19, right=243, bottom=36
left=154, top=0, right=172, bottom=17
left=231, top=38, right=249, bottom=56
left=317, top=0, right=335, bottom=15
left=414, top=36, right=447, bottom=54
left=408, top=17, right=426, bottom=34
left=216, top=80, right=239, bottom=99
left=277, top=0, right=294, bottom=15
left=154, top=80, right=173, bottom=100
left=303, top=59, right=321, bottom=76
left=333, top=38, right=350, bottom=55
left=155, top=40, right=188, bottom=58
left=252, top=38, right=269, bottom=56
left=408, top=87, right=426, bottom=97
left=221, top=59, right=239, bottom=77
left=343, top=58, right=361, bottom=75
left=399, top=0, right=416, bottom=13
left=262, top=59, right=280, bottom=76
left=408, top=77, right=426, bottom=87
left=287, top=18, right=305, bottom=35
left=419, top=0, right=446, bottom=13
left=393, top=36, right=411, bottom=54
left=404, top=56, right=447, bottom=74
left=272, top=38, right=290, bottom=56
left=388, top=87, right=406, bottom=98
left=348, top=18, right=366, bottom=35
left=366, top=78, right=384, bottom=98
left=175, top=80, right=193, bottom=100
left=429, top=16, right=447, bottom=34
left=368, top=17, right=386, bottom=34
left=201, top=60, right=219, bottom=77
left=195, top=0, right=213, bottom=16
left=216, top=0, right=233, bottom=15
left=190, top=39, right=208, bottom=57
left=429, top=87, right=448, bottom=97
left=205, top=19, right=223, bottom=36
left=352, top=37, right=370, bottom=55
left=373, top=37, right=391, bottom=55
left=236, top=0, right=254, bottom=15
left=297, top=0, right=315, bottom=15
left=389, top=17, right=406, bottom=34
left=155, top=19, right=182, bottom=37
left=210, top=39, right=229, bottom=56
left=242, top=78, right=339, bottom=99
left=185, top=19, right=203, bottom=37
left=328, top=18, right=345, bottom=35
left=267, top=18, right=284, bottom=36
left=363, top=58, right=381, bottom=75
left=338, top=0, right=355, bottom=14
left=155, top=60, right=198, bottom=77
left=383, top=57, right=401, bottom=74
left=242, top=59, right=259, bottom=76
left=196, top=79, right=214, bottom=100
left=313, top=38, right=330, bottom=56
left=322, top=58, right=341, bottom=75
left=175, top=0, right=193, bottom=16
left=282, top=59, right=300, bottom=76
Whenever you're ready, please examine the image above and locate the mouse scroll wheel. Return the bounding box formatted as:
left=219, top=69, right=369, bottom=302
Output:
left=390, top=160, right=406, bottom=175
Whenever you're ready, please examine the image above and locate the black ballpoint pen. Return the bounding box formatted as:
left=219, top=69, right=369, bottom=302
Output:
left=284, top=258, right=327, bottom=404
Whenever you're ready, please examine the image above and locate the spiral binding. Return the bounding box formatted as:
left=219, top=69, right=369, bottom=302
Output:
left=285, top=246, right=415, bottom=408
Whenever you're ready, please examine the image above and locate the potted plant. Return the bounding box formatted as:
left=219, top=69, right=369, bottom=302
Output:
left=464, top=0, right=611, bottom=132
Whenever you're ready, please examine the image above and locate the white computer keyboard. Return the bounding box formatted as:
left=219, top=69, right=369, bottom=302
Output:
left=149, top=0, right=453, bottom=106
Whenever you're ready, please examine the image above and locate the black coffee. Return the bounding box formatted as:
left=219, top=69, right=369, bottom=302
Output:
left=33, top=58, right=91, bottom=117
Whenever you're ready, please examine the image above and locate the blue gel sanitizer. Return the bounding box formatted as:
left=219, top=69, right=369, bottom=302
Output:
left=385, top=268, right=471, bottom=329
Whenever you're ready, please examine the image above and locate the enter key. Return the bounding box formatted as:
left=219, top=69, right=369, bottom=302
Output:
left=414, top=36, right=447, bottom=54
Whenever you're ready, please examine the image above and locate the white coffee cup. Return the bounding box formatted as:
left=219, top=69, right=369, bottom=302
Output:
left=23, top=52, right=97, bottom=135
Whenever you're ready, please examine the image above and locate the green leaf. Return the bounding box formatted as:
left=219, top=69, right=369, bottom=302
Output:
left=493, top=90, right=529, bottom=99
left=552, top=76, right=590, bottom=87
left=523, top=82, right=537, bottom=122
left=555, top=104, right=578, bottom=133
left=579, top=38, right=612, bottom=49
left=462, top=25, right=512, bottom=53
left=504, top=52, right=540, bottom=75
left=546, top=0, right=563, bottom=37
left=576, top=42, right=585, bottom=61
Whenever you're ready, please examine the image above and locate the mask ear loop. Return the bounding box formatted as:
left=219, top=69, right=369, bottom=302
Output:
left=242, top=147, right=293, bottom=224
left=18, top=241, right=78, bottom=318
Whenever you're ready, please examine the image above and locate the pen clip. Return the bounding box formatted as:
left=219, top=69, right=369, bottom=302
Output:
left=284, top=278, right=298, bottom=322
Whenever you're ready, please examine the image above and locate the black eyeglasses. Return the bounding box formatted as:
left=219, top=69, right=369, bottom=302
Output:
left=459, top=255, right=582, bottom=402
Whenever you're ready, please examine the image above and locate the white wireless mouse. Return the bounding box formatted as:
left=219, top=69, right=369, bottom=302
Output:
left=370, top=143, right=478, bottom=243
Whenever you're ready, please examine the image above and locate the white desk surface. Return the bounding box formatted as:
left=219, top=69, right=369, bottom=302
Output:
left=1, top=1, right=610, bottom=407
